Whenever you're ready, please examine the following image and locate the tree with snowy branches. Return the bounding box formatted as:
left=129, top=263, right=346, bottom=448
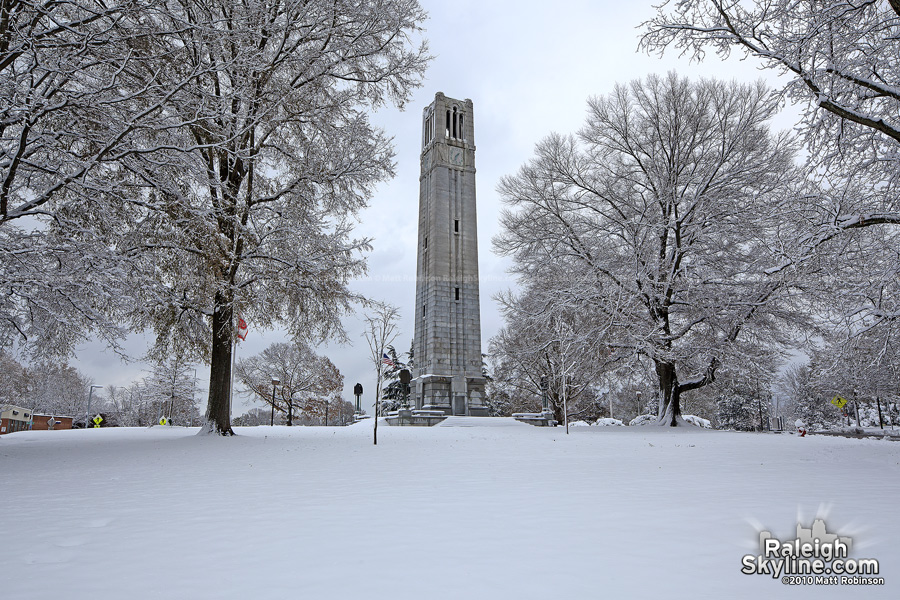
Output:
left=61, top=1, right=430, bottom=435
left=363, top=304, right=400, bottom=444
left=142, top=354, right=198, bottom=426
left=489, top=286, right=608, bottom=424
left=235, top=342, right=342, bottom=426
left=642, top=1, right=900, bottom=287
left=779, top=363, right=843, bottom=430
left=0, top=1, right=166, bottom=357
left=380, top=344, right=411, bottom=413
left=494, top=74, right=805, bottom=426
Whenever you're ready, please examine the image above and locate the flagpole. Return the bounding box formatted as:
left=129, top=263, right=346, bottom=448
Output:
left=230, top=336, right=236, bottom=426
left=230, top=317, right=249, bottom=428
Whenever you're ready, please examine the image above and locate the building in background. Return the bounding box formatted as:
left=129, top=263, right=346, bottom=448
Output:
left=32, top=414, right=74, bottom=431
left=0, top=405, right=32, bottom=434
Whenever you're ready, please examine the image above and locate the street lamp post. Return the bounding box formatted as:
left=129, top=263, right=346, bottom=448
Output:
left=353, top=383, right=363, bottom=414
left=540, top=376, right=549, bottom=414
left=85, top=385, right=102, bottom=429
left=399, top=369, right=411, bottom=409
left=270, top=378, right=280, bottom=426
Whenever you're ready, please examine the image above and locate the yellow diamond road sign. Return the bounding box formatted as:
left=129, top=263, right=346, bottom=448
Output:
left=92, top=415, right=103, bottom=425
left=831, top=396, right=847, bottom=409
left=159, top=417, right=168, bottom=426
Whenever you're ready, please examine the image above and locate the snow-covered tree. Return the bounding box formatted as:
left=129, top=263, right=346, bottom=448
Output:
left=115, top=381, right=155, bottom=427
left=715, top=390, right=758, bottom=431
left=235, top=342, right=343, bottom=426
left=494, top=74, right=801, bottom=426
left=233, top=407, right=280, bottom=427
left=711, top=372, right=774, bottom=431
left=0, top=1, right=157, bottom=357
left=299, top=395, right=353, bottom=426
left=141, top=355, right=199, bottom=426
left=483, top=347, right=542, bottom=418
left=786, top=318, right=900, bottom=428
left=23, top=362, right=95, bottom=420
left=779, top=363, right=843, bottom=430
left=643, top=2, right=900, bottom=261
left=363, top=304, right=400, bottom=443
left=68, top=1, right=429, bottom=435
left=488, top=286, right=607, bottom=424
left=643, top=1, right=899, bottom=180
left=0, top=351, right=29, bottom=406
left=380, top=344, right=411, bottom=413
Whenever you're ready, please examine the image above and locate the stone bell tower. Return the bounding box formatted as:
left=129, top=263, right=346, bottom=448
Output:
left=412, top=93, right=487, bottom=416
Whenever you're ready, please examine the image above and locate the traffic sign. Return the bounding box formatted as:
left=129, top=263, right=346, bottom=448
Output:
left=831, top=396, right=847, bottom=409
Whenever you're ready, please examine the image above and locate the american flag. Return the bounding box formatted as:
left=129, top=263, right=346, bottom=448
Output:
left=382, top=353, right=395, bottom=368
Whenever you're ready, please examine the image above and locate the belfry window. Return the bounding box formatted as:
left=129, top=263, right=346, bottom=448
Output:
left=454, top=219, right=459, bottom=233
left=444, top=106, right=464, bottom=140
left=455, top=287, right=460, bottom=301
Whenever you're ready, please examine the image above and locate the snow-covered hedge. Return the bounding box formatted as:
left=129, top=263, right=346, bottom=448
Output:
left=629, top=414, right=656, bottom=426
left=682, top=414, right=711, bottom=428
left=594, top=417, right=624, bottom=427
left=569, top=420, right=592, bottom=427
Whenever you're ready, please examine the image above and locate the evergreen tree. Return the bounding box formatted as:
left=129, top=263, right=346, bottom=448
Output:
left=380, top=345, right=410, bottom=413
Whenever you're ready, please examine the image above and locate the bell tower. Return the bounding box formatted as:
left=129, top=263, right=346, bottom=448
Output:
left=413, top=93, right=487, bottom=416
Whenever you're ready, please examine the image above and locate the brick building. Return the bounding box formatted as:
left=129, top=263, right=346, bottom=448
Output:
left=31, top=414, right=74, bottom=431
left=0, top=405, right=32, bottom=434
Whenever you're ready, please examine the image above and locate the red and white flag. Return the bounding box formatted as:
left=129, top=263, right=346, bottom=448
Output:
left=237, top=317, right=249, bottom=341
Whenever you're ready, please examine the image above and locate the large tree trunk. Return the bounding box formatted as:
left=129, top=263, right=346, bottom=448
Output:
left=655, top=358, right=719, bottom=427
left=548, top=390, right=565, bottom=424
left=655, top=361, right=682, bottom=427
left=203, top=290, right=235, bottom=435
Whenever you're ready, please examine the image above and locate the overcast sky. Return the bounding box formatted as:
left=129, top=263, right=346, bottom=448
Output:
left=73, top=1, right=800, bottom=415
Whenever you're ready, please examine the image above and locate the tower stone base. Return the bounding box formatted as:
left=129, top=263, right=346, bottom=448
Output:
left=416, top=374, right=488, bottom=416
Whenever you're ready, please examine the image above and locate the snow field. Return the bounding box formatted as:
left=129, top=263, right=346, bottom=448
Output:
left=2, top=423, right=898, bottom=599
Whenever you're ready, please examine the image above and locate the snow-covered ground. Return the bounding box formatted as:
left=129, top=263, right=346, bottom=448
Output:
left=2, top=419, right=897, bottom=599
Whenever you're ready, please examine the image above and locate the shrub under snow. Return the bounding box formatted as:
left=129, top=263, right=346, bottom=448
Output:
left=629, top=414, right=656, bottom=426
